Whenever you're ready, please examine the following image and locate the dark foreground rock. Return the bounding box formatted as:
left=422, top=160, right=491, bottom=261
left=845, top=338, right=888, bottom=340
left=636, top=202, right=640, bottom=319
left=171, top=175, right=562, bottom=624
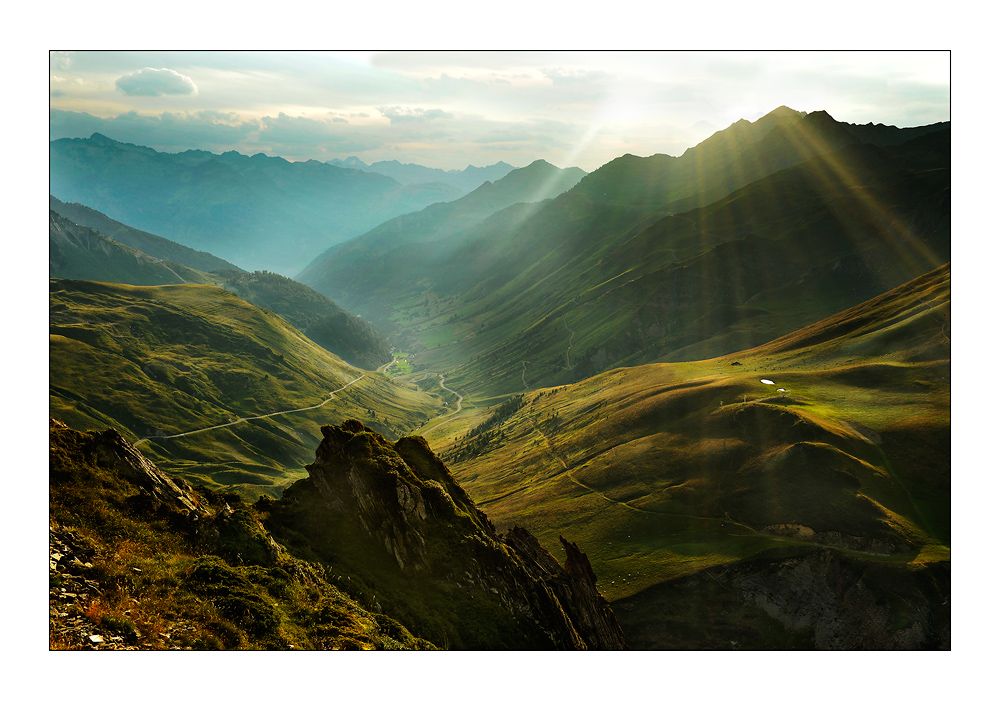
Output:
left=267, top=419, right=627, bottom=649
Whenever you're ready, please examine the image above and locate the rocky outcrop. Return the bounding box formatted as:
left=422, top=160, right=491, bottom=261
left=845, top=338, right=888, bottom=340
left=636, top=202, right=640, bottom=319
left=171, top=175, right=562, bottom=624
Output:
left=280, top=419, right=627, bottom=649
left=501, top=528, right=628, bottom=650
left=727, top=548, right=948, bottom=650
left=50, top=418, right=208, bottom=516
left=614, top=546, right=949, bottom=650
left=91, top=424, right=209, bottom=515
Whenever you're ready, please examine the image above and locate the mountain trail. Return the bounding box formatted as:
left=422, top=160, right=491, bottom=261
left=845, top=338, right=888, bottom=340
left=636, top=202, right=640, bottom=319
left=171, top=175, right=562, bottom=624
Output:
left=563, top=317, right=575, bottom=371
left=133, top=373, right=365, bottom=447
left=416, top=374, right=465, bottom=436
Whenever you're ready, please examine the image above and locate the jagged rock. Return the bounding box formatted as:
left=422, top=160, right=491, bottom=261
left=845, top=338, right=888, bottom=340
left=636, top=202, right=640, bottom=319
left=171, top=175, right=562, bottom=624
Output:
left=273, top=419, right=628, bottom=649
left=561, top=536, right=598, bottom=585
left=91, top=424, right=209, bottom=516
left=49, top=418, right=209, bottom=517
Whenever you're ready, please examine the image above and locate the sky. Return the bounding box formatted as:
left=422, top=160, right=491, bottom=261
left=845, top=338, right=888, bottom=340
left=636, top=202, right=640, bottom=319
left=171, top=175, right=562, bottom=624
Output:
left=49, top=50, right=951, bottom=172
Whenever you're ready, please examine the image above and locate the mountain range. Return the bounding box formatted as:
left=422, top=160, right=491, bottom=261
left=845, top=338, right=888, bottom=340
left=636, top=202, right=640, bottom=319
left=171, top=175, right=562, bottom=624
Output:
left=299, top=107, right=948, bottom=398
left=49, top=134, right=466, bottom=275
left=326, top=156, right=517, bottom=192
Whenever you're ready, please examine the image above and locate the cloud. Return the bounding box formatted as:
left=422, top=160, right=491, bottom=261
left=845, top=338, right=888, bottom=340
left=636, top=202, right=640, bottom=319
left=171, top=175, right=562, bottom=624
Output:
left=258, top=112, right=353, bottom=145
left=49, top=109, right=256, bottom=150
left=116, top=68, right=198, bottom=97
left=541, top=67, right=613, bottom=85
left=378, top=105, right=454, bottom=124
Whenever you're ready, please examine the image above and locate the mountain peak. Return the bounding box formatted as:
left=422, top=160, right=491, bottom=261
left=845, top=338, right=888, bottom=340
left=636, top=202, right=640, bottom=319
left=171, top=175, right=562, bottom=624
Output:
left=762, top=105, right=804, bottom=119
left=525, top=159, right=554, bottom=169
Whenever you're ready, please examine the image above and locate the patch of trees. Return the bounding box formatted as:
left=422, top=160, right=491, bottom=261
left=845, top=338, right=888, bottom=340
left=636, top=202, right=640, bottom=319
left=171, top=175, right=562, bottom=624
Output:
left=466, top=394, right=525, bottom=440
left=447, top=394, right=526, bottom=462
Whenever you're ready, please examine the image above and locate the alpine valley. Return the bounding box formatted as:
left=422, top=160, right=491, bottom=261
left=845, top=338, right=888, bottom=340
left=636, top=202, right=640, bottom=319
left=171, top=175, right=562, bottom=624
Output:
left=49, top=105, right=950, bottom=651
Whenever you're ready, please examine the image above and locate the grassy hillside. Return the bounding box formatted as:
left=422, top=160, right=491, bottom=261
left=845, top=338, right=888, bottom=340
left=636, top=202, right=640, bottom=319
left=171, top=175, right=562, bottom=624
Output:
left=49, top=279, right=440, bottom=499
left=49, top=196, right=242, bottom=273
left=50, top=210, right=222, bottom=286
left=428, top=264, right=949, bottom=645
left=220, top=270, right=393, bottom=370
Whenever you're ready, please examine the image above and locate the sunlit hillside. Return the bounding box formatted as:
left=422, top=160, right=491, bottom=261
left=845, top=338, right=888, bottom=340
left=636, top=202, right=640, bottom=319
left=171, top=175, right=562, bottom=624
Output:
left=49, top=279, right=443, bottom=499
left=429, top=264, right=949, bottom=647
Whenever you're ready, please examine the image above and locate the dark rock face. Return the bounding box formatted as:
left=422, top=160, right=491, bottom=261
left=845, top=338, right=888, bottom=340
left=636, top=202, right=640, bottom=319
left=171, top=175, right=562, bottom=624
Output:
left=50, top=418, right=208, bottom=516
left=288, top=419, right=627, bottom=650
left=614, top=547, right=949, bottom=650
left=89, top=424, right=209, bottom=516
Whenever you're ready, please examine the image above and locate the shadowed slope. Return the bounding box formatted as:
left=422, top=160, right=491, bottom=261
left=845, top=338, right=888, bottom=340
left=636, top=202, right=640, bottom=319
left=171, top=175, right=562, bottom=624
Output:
left=219, top=270, right=393, bottom=370
left=50, top=210, right=221, bottom=286
left=297, top=159, right=587, bottom=305
left=49, top=196, right=242, bottom=274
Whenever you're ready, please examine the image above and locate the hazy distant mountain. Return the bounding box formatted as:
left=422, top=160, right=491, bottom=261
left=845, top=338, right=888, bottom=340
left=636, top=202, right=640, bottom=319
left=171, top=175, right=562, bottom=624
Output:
left=326, top=157, right=516, bottom=192
left=49, top=134, right=465, bottom=275
left=298, top=159, right=587, bottom=293
left=49, top=196, right=242, bottom=274
left=49, top=210, right=220, bottom=286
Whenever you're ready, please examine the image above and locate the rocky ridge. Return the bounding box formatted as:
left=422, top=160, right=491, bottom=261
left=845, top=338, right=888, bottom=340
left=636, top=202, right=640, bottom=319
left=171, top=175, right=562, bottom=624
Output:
left=50, top=417, right=625, bottom=650
left=270, top=419, right=627, bottom=649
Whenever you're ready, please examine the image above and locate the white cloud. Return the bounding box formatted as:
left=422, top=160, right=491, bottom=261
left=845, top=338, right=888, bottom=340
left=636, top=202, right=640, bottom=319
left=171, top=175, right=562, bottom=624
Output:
left=49, top=109, right=256, bottom=150
left=541, top=67, right=613, bottom=85
left=378, top=106, right=454, bottom=124
left=115, top=67, right=198, bottom=97
left=258, top=112, right=352, bottom=145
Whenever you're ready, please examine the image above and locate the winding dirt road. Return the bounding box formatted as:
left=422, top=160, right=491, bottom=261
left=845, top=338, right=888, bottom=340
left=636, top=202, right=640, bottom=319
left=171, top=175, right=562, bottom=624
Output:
left=416, top=374, right=465, bottom=436
left=133, top=373, right=365, bottom=447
